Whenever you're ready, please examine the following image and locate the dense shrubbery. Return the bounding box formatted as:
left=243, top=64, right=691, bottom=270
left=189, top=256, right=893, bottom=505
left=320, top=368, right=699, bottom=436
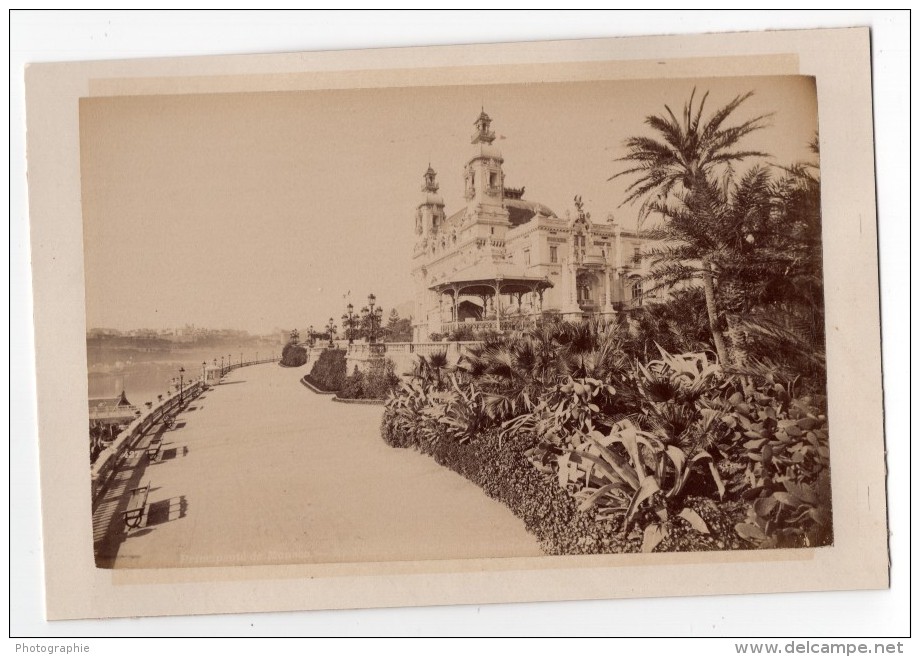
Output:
left=280, top=342, right=307, bottom=367
left=381, top=418, right=636, bottom=554
left=381, top=321, right=830, bottom=554
left=617, top=288, right=713, bottom=362
left=448, top=325, right=476, bottom=341
left=306, top=348, right=347, bottom=391
left=339, top=358, right=400, bottom=400
left=380, top=90, right=829, bottom=555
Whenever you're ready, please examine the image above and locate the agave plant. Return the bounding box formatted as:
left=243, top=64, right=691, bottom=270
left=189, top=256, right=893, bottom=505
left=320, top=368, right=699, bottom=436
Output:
left=498, top=374, right=618, bottom=448
left=631, top=346, right=728, bottom=452
left=638, top=345, right=723, bottom=402
left=423, top=374, right=488, bottom=445
left=383, top=379, right=439, bottom=448
left=546, top=418, right=725, bottom=552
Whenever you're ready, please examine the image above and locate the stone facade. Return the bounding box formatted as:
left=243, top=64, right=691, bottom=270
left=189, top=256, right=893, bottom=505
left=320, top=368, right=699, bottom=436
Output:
left=411, top=111, right=657, bottom=341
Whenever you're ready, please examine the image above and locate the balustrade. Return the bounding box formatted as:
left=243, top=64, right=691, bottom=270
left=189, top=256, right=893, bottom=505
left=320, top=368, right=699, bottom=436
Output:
left=90, top=379, right=204, bottom=503
left=90, top=356, right=280, bottom=504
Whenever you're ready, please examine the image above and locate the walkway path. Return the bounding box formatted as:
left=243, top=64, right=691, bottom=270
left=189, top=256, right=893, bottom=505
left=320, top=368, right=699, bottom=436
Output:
left=94, top=363, right=541, bottom=568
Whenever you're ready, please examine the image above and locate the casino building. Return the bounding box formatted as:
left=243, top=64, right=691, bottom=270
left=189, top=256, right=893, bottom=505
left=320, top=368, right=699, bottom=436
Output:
left=411, top=110, right=657, bottom=342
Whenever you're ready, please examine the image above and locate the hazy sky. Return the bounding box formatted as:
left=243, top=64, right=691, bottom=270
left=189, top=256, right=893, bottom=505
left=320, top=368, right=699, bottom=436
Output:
left=80, top=75, right=817, bottom=333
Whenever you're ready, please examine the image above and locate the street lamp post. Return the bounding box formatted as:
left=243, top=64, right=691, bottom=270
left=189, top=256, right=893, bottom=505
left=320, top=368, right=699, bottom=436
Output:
left=342, top=303, right=359, bottom=345
left=220, top=356, right=224, bottom=376
left=202, top=361, right=206, bottom=387
left=362, top=293, right=384, bottom=344
left=326, top=318, right=337, bottom=349
left=228, top=353, right=232, bottom=374
left=178, top=366, right=185, bottom=404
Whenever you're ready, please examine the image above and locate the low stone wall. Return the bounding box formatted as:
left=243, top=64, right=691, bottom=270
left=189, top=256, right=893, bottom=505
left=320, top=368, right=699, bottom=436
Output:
left=225, top=357, right=278, bottom=372
left=345, top=341, right=481, bottom=375
left=90, top=358, right=277, bottom=505
left=90, top=381, right=204, bottom=505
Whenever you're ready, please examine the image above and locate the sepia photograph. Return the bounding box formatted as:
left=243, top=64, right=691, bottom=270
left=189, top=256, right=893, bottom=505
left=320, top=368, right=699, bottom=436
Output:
left=81, top=76, right=828, bottom=568
left=17, top=15, right=899, bottom=633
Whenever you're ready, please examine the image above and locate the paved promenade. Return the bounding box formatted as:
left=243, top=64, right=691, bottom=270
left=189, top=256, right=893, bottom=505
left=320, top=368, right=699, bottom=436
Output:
left=93, top=363, right=540, bottom=568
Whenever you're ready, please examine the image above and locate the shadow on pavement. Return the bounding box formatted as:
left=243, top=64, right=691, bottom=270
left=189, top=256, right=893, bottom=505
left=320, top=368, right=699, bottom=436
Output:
left=156, top=445, right=189, bottom=462
left=93, top=455, right=150, bottom=568
left=93, top=417, right=188, bottom=567
left=145, top=495, right=187, bottom=526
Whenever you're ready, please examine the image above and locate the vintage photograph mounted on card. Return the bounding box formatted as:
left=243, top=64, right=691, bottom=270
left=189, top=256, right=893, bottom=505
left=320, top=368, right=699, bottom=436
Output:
left=81, top=76, right=826, bottom=568
left=26, top=27, right=888, bottom=619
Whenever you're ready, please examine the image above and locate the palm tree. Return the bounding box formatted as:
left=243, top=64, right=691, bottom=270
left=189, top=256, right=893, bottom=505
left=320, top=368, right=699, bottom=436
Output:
left=411, top=351, right=449, bottom=390
left=643, top=166, right=775, bottom=366
left=611, top=89, right=771, bottom=365
left=729, top=138, right=825, bottom=381
left=457, top=320, right=633, bottom=423
left=458, top=326, right=564, bottom=421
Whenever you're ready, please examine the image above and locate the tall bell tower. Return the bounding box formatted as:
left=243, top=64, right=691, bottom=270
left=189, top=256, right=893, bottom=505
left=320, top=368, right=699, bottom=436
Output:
left=412, top=165, right=445, bottom=341
left=464, top=109, right=510, bottom=236
left=465, top=110, right=504, bottom=206
left=415, top=164, right=445, bottom=243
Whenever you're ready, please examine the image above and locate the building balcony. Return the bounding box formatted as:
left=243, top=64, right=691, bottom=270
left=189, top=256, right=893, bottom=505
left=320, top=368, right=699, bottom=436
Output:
left=581, top=253, right=608, bottom=267
left=441, top=313, right=546, bottom=334
left=346, top=340, right=481, bottom=362
left=577, top=300, right=602, bottom=312
left=442, top=319, right=500, bottom=333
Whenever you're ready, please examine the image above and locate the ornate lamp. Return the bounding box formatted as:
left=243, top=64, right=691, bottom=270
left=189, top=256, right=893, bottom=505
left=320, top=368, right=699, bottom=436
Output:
left=363, top=293, right=384, bottom=343
left=342, top=302, right=359, bottom=345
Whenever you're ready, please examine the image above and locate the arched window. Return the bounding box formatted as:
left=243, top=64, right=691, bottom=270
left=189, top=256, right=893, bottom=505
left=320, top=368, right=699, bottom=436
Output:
left=631, top=279, right=643, bottom=303
left=577, top=272, right=595, bottom=304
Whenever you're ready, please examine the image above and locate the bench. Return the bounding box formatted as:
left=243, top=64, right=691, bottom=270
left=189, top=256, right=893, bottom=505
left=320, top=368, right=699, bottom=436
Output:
left=146, top=436, right=163, bottom=462
left=123, top=482, right=150, bottom=529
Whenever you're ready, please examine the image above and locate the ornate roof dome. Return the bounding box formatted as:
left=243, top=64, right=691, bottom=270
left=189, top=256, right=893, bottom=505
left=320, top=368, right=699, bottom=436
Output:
left=420, top=164, right=443, bottom=205
left=503, top=191, right=557, bottom=227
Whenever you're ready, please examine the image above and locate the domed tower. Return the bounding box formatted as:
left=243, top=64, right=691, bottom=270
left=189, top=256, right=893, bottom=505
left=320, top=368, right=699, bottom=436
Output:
left=411, top=164, right=447, bottom=341
left=415, top=164, right=445, bottom=243
left=464, top=110, right=510, bottom=231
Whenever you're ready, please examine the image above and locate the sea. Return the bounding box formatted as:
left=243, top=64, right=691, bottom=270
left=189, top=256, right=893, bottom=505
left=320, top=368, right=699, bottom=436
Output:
left=86, top=343, right=281, bottom=408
